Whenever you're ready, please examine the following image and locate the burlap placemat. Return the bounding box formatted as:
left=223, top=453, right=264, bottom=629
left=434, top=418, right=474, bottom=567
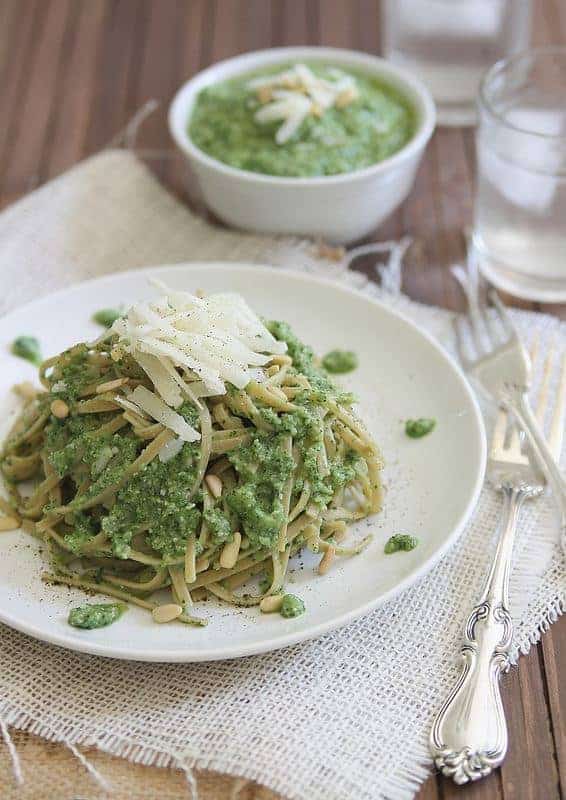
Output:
left=0, top=150, right=564, bottom=800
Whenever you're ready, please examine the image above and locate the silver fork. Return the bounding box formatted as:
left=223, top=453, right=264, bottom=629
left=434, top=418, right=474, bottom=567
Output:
left=452, top=276, right=566, bottom=550
left=429, top=342, right=566, bottom=784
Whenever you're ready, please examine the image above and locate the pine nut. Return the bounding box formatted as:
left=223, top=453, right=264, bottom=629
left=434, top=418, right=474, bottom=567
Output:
left=0, top=516, right=20, bottom=532
left=316, top=241, right=346, bottom=262
left=96, top=377, right=129, bottom=394
left=257, top=86, right=273, bottom=103
left=281, top=75, right=300, bottom=89
left=195, top=557, right=209, bottom=573
left=50, top=399, right=69, bottom=419
left=205, top=474, right=223, bottom=499
left=219, top=531, right=241, bottom=569
left=335, top=87, right=358, bottom=108
left=260, top=594, right=285, bottom=614
left=14, top=382, right=38, bottom=401
left=269, top=354, right=293, bottom=366
left=318, top=546, right=336, bottom=576
left=151, top=603, right=183, bottom=624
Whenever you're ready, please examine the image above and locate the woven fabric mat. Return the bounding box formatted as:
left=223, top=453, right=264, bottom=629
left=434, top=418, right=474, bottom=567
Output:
left=0, top=150, right=564, bottom=800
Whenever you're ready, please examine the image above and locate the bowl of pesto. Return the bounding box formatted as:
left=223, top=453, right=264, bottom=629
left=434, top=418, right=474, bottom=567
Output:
left=169, top=47, right=435, bottom=242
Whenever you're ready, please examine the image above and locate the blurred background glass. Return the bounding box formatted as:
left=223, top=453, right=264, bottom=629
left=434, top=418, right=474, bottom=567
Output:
left=472, top=47, right=566, bottom=302
left=381, top=0, right=532, bottom=126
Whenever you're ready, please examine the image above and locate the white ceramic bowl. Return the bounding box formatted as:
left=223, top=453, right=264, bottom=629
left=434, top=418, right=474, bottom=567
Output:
left=168, top=47, right=436, bottom=243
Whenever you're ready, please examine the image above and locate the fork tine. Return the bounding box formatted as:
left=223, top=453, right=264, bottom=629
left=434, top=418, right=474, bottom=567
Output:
left=452, top=315, right=474, bottom=366
left=509, top=421, right=522, bottom=456
left=452, top=264, right=476, bottom=308
left=488, top=289, right=520, bottom=342
left=452, top=265, right=487, bottom=356
left=480, top=309, right=501, bottom=349
left=548, top=352, right=566, bottom=462
left=491, top=408, right=509, bottom=455
left=529, top=332, right=540, bottom=366
left=535, top=345, right=554, bottom=425
left=512, top=335, right=543, bottom=454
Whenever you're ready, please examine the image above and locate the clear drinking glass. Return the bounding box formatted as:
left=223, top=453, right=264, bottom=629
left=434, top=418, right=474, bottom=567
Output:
left=472, top=47, right=566, bottom=302
left=381, top=0, right=532, bottom=126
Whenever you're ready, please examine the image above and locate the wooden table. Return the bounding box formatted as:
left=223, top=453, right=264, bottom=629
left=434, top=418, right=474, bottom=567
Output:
left=0, top=2, right=564, bottom=799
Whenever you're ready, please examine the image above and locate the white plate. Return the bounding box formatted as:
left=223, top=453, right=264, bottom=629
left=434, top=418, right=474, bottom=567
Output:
left=0, top=264, right=486, bottom=662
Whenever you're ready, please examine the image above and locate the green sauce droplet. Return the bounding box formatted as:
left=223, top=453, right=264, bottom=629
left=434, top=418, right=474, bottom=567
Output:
left=92, top=308, right=122, bottom=328
left=322, top=349, right=358, bottom=374
left=11, top=336, right=42, bottom=366
left=405, top=418, right=436, bottom=439
left=384, top=534, right=418, bottom=554
left=68, top=602, right=127, bottom=630
left=280, top=594, right=305, bottom=618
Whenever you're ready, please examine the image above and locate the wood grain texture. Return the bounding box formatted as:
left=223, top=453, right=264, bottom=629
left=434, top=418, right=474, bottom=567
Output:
left=0, top=2, right=564, bottom=799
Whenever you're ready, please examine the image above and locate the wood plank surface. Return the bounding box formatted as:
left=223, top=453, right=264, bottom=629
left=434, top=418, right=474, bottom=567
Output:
left=0, top=2, right=564, bottom=799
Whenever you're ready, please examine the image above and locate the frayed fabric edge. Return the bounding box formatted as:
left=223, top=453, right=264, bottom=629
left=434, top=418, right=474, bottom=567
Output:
left=0, top=577, right=562, bottom=800
left=0, top=240, right=564, bottom=799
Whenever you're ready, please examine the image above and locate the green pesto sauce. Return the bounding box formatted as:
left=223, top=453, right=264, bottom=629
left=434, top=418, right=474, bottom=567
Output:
left=11, top=336, right=42, bottom=366
left=47, top=345, right=146, bottom=404
left=203, top=507, right=233, bottom=545
left=227, top=434, right=294, bottom=549
left=405, top=418, right=436, bottom=439
left=45, top=401, right=202, bottom=561
left=49, top=345, right=96, bottom=402
left=322, top=349, right=358, bottom=374
left=68, top=602, right=126, bottom=629
left=266, top=320, right=331, bottom=397
left=41, top=323, right=361, bottom=568
left=219, top=320, right=361, bottom=549
left=101, top=443, right=201, bottom=560
left=280, top=594, right=305, bottom=618
left=384, top=533, right=418, bottom=554
left=189, top=63, right=415, bottom=177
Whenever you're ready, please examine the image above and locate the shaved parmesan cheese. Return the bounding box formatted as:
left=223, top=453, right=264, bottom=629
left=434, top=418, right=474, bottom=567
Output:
left=134, top=351, right=183, bottom=408
left=158, top=436, right=185, bottom=463
left=114, top=396, right=148, bottom=417
left=128, top=386, right=200, bottom=442
left=248, top=63, right=360, bottom=144
left=111, top=287, right=286, bottom=403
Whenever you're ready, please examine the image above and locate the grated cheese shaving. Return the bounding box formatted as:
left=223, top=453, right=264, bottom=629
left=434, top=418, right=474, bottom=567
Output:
left=158, top=436, right=185, bottom=463
left=110, top=286, right=287, bottom=428
left=247, top=63, right=360, bottom=144
left=127, top=386, right=200, bottom=443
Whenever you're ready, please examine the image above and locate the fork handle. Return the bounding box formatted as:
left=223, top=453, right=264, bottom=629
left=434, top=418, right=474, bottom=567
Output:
left=508, top=389, right=566, bottom=546
left=430, top=486, right=524, bottom=784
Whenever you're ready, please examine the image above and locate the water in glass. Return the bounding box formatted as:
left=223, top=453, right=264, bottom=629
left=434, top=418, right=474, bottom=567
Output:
left=473, top=48, right=566, bottom=302
left=382, top=0, right=531, bottom=126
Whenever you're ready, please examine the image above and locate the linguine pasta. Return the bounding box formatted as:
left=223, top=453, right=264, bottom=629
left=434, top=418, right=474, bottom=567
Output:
left=1, top=300, right=382, bottom=628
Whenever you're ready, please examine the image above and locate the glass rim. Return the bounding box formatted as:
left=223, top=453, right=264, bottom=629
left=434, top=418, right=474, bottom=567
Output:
left=479, top=45, right=566, bottom=140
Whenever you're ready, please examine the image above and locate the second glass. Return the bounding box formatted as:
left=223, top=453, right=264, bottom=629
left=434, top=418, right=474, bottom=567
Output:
left=381, top=0, right=532, bottom=126
left=472, top=47, right=566, bottom=302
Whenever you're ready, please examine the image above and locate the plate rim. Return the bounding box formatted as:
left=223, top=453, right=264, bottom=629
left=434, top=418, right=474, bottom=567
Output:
left=0, top=262, right=487, bottom=661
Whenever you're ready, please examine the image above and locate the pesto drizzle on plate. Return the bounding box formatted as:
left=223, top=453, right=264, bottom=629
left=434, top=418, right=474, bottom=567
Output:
left=68, top=602, right=126, bottom=629
left=405, top=418, right=436, bottom=439
left=11, top=336, right=42, bottom=366
left=384, top=534, right=418, bottom=554
left=322, top=349, right=358, bottom=374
